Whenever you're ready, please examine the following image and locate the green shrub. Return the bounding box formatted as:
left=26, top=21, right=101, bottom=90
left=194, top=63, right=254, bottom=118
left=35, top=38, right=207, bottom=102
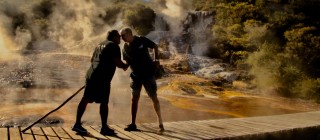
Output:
left=123, top=4, right=156, bottom=35
left=293, top=78, right=320, bottom=102
left=284, top=26, right=320, bottom=77
left=194, top=0, right=320, bottom=101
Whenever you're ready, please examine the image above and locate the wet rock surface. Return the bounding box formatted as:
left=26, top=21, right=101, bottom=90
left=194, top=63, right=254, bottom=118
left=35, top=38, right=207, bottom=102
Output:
left=0, top=53, right=89, bottom=88
left=0, top=116, right=63, bottom=127
left=161, top=54, right=248, bottom=86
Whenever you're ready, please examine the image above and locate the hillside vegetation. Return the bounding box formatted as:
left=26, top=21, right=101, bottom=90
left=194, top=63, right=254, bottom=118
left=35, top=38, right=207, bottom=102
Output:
left=193, top=0, right=320, bottom=102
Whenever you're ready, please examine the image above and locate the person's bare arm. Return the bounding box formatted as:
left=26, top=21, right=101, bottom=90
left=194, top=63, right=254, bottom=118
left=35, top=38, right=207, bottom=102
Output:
left=153, top=45, right=159, bottom=61
left=114, top=57, right=129, bottom=71
left=153, top=45, right=160, bottom=67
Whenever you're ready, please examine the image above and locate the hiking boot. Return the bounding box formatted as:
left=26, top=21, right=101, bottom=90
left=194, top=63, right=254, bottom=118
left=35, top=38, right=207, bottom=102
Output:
left=72, top=124, right=87, bottom=134
left=159, top=124, right=165, bottom=132
left=100, top=126, right=116, bottom=136
left=124, top=124, right=139, bottom=131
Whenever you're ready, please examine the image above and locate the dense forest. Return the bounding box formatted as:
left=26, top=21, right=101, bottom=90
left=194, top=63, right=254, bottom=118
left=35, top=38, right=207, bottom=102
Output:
left=193, top=0, right=320, bottom=101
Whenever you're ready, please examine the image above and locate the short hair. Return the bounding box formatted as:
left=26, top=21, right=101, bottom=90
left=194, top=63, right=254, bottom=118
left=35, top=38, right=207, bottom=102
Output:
left=107, top=30, right=119, bottom=41
left=120, top=27, right=132, bottom=35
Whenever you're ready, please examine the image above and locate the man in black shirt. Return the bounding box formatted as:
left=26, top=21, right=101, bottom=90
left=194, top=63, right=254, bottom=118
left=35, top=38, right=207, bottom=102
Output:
left=120, top=27, right=164, bottom=132
left=72, top=30, right=129, bottom=135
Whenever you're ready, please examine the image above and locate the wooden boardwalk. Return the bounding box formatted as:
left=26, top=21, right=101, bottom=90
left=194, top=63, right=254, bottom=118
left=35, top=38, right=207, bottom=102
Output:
left=2, top=111, right=320, bottom=140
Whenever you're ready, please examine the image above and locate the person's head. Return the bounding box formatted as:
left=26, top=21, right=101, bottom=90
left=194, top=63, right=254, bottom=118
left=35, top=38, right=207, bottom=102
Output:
left=107, top=30, right=121, bottom=44
left=120, top=27, right=134, bottom=43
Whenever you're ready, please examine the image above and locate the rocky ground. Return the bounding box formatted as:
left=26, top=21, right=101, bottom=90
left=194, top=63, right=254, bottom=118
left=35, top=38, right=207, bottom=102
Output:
left=160, top=54, right=254, bottom=94
left=0, top=52, right=249, bottom=92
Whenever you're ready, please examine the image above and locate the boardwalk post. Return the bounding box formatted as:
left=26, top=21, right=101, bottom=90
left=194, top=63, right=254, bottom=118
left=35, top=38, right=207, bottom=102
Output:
left=21, top=85, right=85, bottom=133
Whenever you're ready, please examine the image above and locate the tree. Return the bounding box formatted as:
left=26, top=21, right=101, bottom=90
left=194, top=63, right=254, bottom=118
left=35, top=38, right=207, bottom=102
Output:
left=123, top=4, right=156, bottom=35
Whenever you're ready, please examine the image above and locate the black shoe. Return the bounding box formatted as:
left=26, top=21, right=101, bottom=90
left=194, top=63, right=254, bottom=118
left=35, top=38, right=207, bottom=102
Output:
left=159, top=124, right=165, bottom=132
left=100, top=127, right=116, bottom=136
left=124, top=124, right=139, bottom=131
left=72, top=124, right=87, bottom=134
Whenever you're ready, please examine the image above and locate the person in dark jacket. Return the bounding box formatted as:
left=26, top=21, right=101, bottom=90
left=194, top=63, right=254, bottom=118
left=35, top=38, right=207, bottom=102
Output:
left=72, top=30, right=129, bottom=135
left=120, top=27, right=164, bottom=132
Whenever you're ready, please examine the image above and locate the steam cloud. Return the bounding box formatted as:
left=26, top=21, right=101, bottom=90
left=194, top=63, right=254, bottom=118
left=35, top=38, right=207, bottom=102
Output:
left=0, top=0, right=193, bottom=55
left=158, top=0, right=192, bottom=34
left=0, top=0, right=196, bottom=126
left=0, top=0, right=207, bottom=92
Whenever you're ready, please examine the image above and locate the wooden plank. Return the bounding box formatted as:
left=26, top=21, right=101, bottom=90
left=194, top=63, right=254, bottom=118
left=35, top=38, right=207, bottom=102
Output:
left=208, top=119, right=266, bottom=134
left=0, top=128, right=8, bottom=140
left=78, top=131, right=96, bottom=140
left=136, top=123, right=172, bottom=140
left=81, top=134, right=96, bottom=140
left=60, top=126, right=95, bottom=140
left=240, top=119, right=288, bottom=132
left=110, top=124, right=146, bottom=140
left=240, top=121, right=283, bottom=133
left=51, top=127, right=72, bottom=140
left=62, top=127, right=85, bottom=140
left=167, top=121, right=213, bottom=139
left=152, top=122, right=202, bottom=140
left=184, top=121, right=230, bottom=138
left=271, top=115, right=309, bottom=124
left=173, top=121, right=218, bottom=139
left=213, top=119, right=266, bottom=136
left=271, top=115, right=320, bottom=127
left=234, top=120, right=276, bottom=133
left=183, top=121, right=224, bottom=138
left=20, top=127, right=35, bottom=140
left=139, top=123, right=180, bottom=140
left=31, top=127, right=47, bottom=140
left=83, top=126, right=110, bottom=140
left=287, top=111, right=320, bottom=120
left=41, top=127, right=60, bottom=140
left=195, top=119, right=246, bottom=137
left=192, top=120, right=246, bottom=138
left=305, top=111, right=320, bottom=119
left=217, top=119, right=267, bottom=134
left=258, top=114, right=314, bottom=125
left=247, top=117, right=298, bottom=129
left=91, top=125, right=129, bottom=140
left=137, top=124, right=172, bottom=140
left=162, top=122, right=201, bottom=139
left=107, top=125, right=140, bottom=139
left=117, top=124, right=156, bottom=139
left=9, top=127, right=21, bottom=140
left=178, top=121, right=217, bottom=138
left=142, top=123, right=190, bottom=140
left=192, top=121, right=240, bottom=138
